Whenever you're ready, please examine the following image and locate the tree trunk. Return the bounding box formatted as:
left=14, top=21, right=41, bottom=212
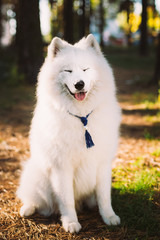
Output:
left=139, top=0, right=148, bottom=55
left=85, top=0, right=90, bottom=36
left=0, top=0, right=2, bottom=45
left=63, top=0, right=73, bottom=43
left=99, top=0, right=104, bottom=48
left=79, top=0, right=86, bottom=39
left=126, top=0, right=132, bottom=46
left=152, top=33, right=160, bottom=86
left=16, top=0, right=43, bottom=84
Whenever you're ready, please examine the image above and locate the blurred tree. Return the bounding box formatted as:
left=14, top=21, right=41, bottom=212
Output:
left=119, top=0, right=134, bottom=46
left=49, top=0, right=92, bottom=43
left=50, top=1, right=61, bottom=39
left=49, top=1, right=64, bottom=40
left=85, top=0, right=91, bottom=36
left=16, top=0, right=43, bottom=84
left=79, top=0, right=85, bottom=38
left=152, top=32, right=160, bottom=86
left=0, top=0, right=2, bottom=45
left=79, top=0, right=91, bottom=39
left=139, top=0, right=148, bottom=55
left=49, top=0, right=55, bottom=8
left=99, top=0, right=104, bottom=48
left=63, top=0, right=73, bottom=43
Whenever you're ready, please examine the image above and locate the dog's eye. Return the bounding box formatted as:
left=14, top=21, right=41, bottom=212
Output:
left=83, top=68, right=89, bottom=72
left=64, top=70, right=72, bottom=73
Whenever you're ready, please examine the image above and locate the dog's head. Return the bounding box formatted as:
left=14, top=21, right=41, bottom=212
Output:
left=46, top=34, right=103, bottom=102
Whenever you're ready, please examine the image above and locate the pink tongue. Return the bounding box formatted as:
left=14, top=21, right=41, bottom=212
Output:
left=74, top=92, right=86, bottom=101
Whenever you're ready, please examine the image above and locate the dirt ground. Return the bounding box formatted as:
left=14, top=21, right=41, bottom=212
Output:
left=0, top=67, right=160, bottom=240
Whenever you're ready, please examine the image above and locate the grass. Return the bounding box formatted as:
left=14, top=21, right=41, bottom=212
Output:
left=143, top=129, right=155, bottom=141
left=112, top=157, right=160, bottom=239
left=132, top=92, right=160, bottom=109
left=152, top=148, right=160, bottom=157
left=144, top=112, right=160, bottom=125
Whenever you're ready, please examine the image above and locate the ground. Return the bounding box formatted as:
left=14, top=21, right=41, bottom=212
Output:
left=0, top=51, right=160, bottom=239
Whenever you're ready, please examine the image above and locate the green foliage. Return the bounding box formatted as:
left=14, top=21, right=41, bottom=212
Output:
left=143, top=129, right=155, bottom=140
left=158, top=89, right=160, bottom=102
left=152, top=148, right=160, bottom=157
left=144, top=111, right=160, bottom=124
left=112, top=157, right=160, bottom=237
left=132, top=92, right=156, bottom=105
left=90, top=0, right=100, bottom=9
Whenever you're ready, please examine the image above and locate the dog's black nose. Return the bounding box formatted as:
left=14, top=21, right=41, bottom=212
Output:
left=75, top=80, right=85, bottom=91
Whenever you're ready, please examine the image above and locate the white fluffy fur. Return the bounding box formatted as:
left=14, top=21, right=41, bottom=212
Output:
left=17, top=34, right=121, bottom=233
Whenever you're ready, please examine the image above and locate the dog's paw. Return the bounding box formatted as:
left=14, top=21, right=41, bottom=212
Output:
left=20, top=205, right=35, bottom=217
left=63, top=220, right=82, bottom=233
left=103, top=214, right=121, bottom=226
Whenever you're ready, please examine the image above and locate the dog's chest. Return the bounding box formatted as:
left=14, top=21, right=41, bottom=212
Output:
left=73, top=155, right=97, bottom=199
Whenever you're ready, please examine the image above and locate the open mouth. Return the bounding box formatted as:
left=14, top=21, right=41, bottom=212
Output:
left=65, top=85, right=87, bottom=101
left=74, top=92, right=86, bottom=101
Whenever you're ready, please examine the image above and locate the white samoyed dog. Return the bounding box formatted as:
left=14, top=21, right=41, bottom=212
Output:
left=17, top=34, right=121, bottom=233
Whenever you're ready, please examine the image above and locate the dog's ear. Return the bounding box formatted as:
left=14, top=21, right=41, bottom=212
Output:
left=85, top=34, right=101, bottom=55
left=48, top=37, right=67, bottom=59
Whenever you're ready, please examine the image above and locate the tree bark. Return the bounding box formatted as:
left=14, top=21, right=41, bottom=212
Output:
left=152, top=33, right=160, bottom=86
left=63, top=0, right=73, bottom=43
left=99, top=0, right=104, bottom=48
left=16, top=0, right=43, bottom=84
left=78, top=0, right=86, bottom=39
left=85, top=0, right=90, bottom=36
left=0, top=0, right=2, bottom=45
left=139, top=0, right=148, bottom=55
left=126, top=0, right=132, bottom=46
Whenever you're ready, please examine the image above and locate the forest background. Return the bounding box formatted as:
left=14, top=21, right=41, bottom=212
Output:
left=0, top=0, right=160, bottom=87
left=0, top=1, right=160, bottom=240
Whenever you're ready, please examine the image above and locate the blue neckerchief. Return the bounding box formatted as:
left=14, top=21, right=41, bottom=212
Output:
left=68, top=111, right=95, bottom=149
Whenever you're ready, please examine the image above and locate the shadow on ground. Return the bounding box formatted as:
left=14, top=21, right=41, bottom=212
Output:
left=19, top=188, right=160, bottom=240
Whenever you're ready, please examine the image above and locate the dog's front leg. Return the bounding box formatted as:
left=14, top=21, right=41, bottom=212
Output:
left=96, top=163, right=121, bottom=225
left=51, top=167, right=81, bottom=233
